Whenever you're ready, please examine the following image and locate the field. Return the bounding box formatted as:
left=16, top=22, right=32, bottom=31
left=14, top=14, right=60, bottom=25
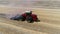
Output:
left=0, top=7, right=60, bottom=34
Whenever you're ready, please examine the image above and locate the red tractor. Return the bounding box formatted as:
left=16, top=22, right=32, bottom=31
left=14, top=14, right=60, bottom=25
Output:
left=10, top=11, right=40, bottom=23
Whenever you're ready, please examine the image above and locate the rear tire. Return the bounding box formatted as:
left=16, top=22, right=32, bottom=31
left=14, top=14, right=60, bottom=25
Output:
left=26, top=16, right=33, bottom=23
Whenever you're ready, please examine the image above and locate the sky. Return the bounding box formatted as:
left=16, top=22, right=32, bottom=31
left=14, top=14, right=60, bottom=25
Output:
left=0, top=0, right=60, bottom=8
